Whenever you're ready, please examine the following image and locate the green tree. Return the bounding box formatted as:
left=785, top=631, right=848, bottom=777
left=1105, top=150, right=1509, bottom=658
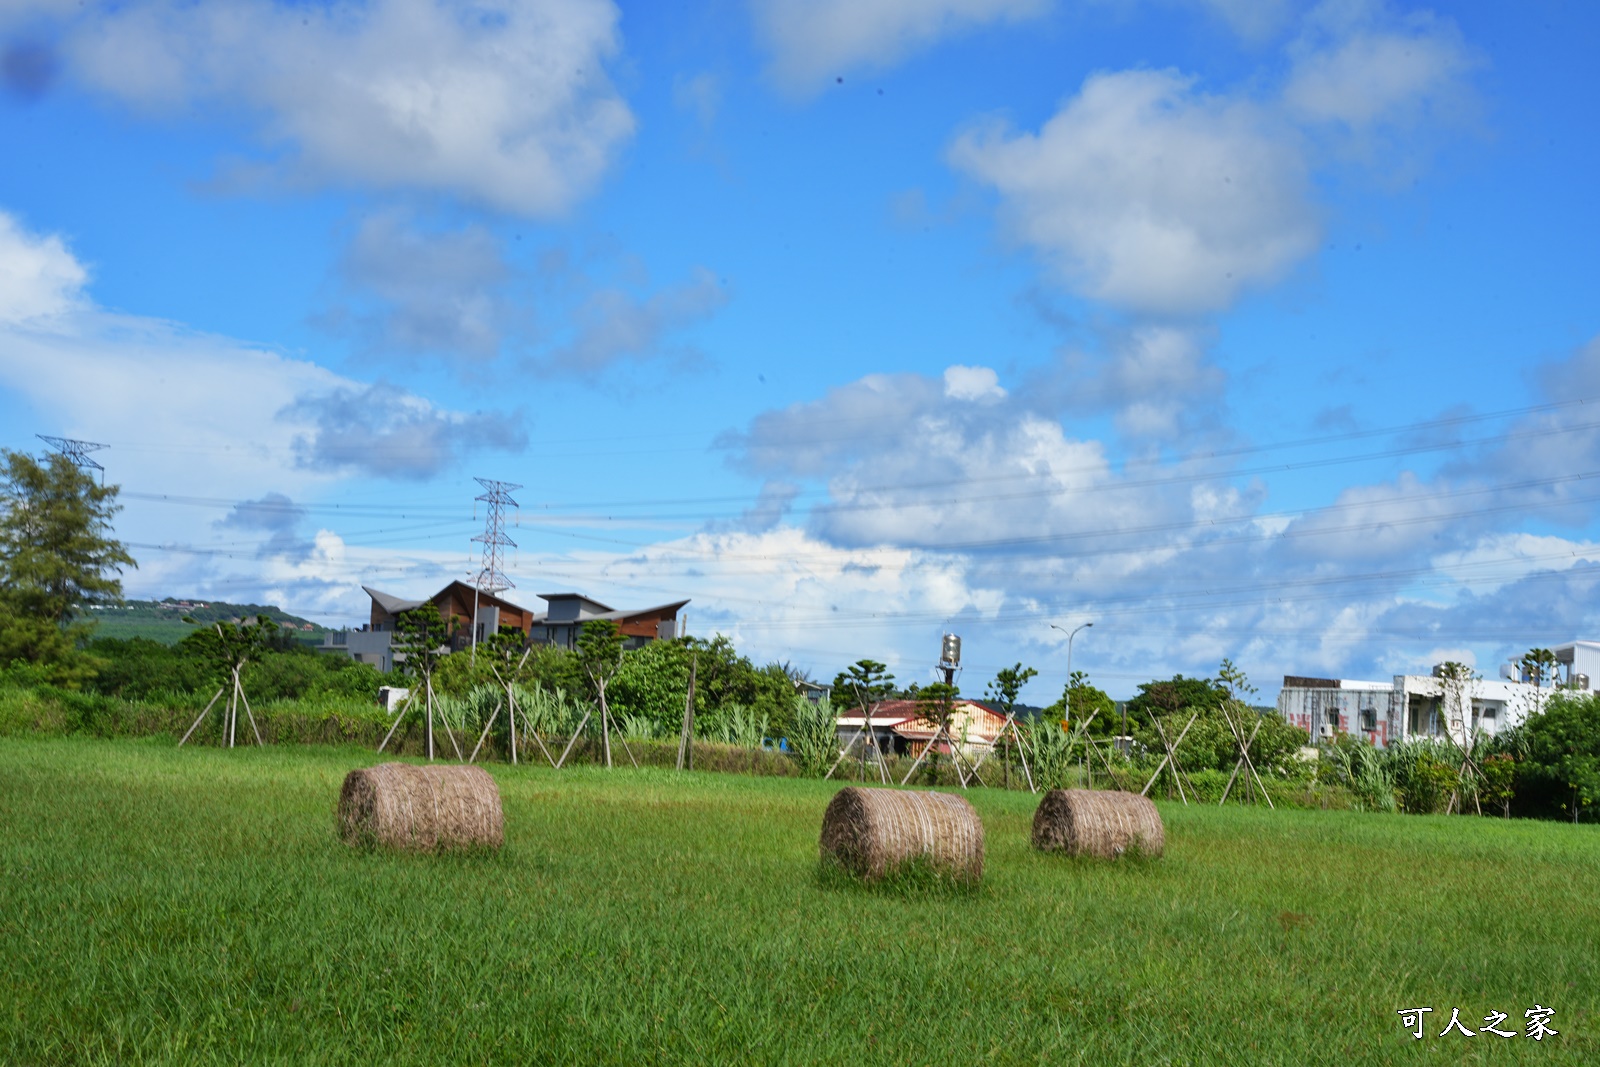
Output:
left=1042, top=671, right=1116, bottom=736
left=1519, top=648, right=1559, bottom=688
left=607, top=638, right=694, bottom=735
left=833, top=659, right=896, bottom=711
left=393, top=603, right=451, bottom=684
left=0, top=450, right=135, bottom=678
left=984, top=663, right=1037, bottom=719
left=576, top=619, right=625, bottom=698
left=1, top=450, right=135, bottom=625
left=1217, top=659, right=1255, bottom=703
left=576, top=619, right=627, bottom=766
left=1127, top=674, right=1229, bottom=719
left=383, top=603, right=458, bottom=759
left=1517, top=692, right=1600, bottom=824
left=0, top=603, right=101, bottom=687
left=179, top=614, right=279, bottom=686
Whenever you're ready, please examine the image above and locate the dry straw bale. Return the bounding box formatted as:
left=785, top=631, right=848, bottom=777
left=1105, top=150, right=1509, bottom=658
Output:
left=819, top=786, right=984, bottom=883
left=338, top=762, right=504, bottom=851
left=1031, top=788, right=1164, bottom=858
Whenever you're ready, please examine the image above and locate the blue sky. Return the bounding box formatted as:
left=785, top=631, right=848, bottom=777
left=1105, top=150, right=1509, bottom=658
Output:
left=1, top=0, right=1596, bottom=703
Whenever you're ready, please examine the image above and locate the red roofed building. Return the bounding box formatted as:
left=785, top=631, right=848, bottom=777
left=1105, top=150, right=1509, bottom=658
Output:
left=835, top=697, right=1009, bottom=759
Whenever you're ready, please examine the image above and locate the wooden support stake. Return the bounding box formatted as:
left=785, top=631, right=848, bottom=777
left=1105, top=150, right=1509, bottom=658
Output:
left=178, top=686, right=227, bottom=747
left=237, top=682, right=264, bottom=747
left=1141, top=711, right=1198, bottom=801
left=677, top=655, right=698, bottom=771
left=516, top=695, right=557, bottom=768
left=425, top=678, right=436, bottom=761
left=376, top=690, right=417, bottom=755
left=555, top=709, right=593, bottom=769
left=469, top=704, right=502, bottom=763
left=1218, top=715, right=1262, bottom=805
left=824, top=728, right=866, bottom=781
left=227, top=668, right=240, bottom=749
left=899, top=723, right=959, bottom=787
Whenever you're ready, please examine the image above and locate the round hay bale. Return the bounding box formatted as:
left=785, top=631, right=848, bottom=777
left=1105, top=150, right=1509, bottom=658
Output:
left=819, top=786, right=983, bottom=883
left=338, top=762, right=504, bottom=851
left=1031, top=789, right=1164, bottom=858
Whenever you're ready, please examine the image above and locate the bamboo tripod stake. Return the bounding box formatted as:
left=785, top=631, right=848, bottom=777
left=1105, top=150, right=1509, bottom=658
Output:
left=896, top=719, right=984, bottom=787
left=1218, top=707, right=1273, bottom=807
left=556, top=659, right=638, bottom=770
left=969, top=704, right=1038, bottom=792
left=825, top=683, right=888, bottom=784
left=376, top=675, right=461, bottom=761
left=1140, top=711, right=1199, bottom=802
left=178, top=661, right=264, bottom=748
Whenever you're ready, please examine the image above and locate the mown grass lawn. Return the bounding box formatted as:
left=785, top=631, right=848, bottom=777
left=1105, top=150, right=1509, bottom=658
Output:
left=1, top=736, right=1595, bottom=1065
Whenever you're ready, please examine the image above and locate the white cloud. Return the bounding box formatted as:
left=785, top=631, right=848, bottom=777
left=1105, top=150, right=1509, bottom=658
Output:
left=949, top=5, right=1481, bottom=316
left=48, top=0, right=633, bottom=216
left=698, top=344, right=1600, bottom=692
left=673, top=71, right=721, bottom=130
left=0, top=209, right=523, bottom=545
left=321, top=210, right=515, bottom=363
left=719, top=367, right=1177, bottom=550
left=752, top=0, right=1048, bottom=93
left=1018, top=324, right=1226, bottom=441
left=518, top=524, right=1012, bottom=680
left=282, top=381, right=525, bottom=481
left=943, top=364, right=1006, bottom=402
left=1180, top=0, right=1296, bottom=42
left=1286, top=26, right=1468, bottom=131
left=1280, top=3, right=1478, bottom=158
left=949, top=68, right=1320, bottom=316
left=535, top=267, right=729, bottom=377
left=0, top=211, right=87, bottom=323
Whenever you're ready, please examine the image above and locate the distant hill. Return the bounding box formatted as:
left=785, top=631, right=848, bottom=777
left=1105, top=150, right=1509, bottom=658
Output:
left=88, top=598, right=327, bottom=646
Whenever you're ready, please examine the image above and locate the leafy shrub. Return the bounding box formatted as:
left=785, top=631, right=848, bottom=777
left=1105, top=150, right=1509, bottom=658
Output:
left=1385, top=740, right=1460, bottom=814
left=702, top=703, right=768, bottom=748
left=1018, top=716, right=1078, bottom=791
left=787, top=695, right=839, bottom=777
left=1479, top=753, right=1516, bottom=817
left=1321, top=735, right=1398, bottom=813
left=1513, top=692, right=1600, bottom=823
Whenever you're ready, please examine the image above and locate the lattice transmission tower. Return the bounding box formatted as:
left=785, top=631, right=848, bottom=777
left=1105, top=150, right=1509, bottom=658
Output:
left=472, top=477, right=521, bottom=595
left=36, top=435, right=108, bottom=484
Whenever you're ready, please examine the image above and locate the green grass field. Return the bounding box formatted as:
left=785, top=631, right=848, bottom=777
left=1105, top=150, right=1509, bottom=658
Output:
left=1, top=737, right=1595, bottom=1065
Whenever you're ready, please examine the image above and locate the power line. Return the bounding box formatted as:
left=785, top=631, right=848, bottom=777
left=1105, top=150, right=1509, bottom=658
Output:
left=108, top=396, right=1600, bottom=522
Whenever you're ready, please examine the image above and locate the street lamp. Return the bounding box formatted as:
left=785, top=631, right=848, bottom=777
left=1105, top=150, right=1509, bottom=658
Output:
left=1050, top=622, right=1094, bottom=717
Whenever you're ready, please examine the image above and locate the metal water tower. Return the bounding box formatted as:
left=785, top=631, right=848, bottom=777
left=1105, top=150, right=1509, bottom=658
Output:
left=940, top=633, right=961, bottom=669
left=938, top=633, right=961, bottom=686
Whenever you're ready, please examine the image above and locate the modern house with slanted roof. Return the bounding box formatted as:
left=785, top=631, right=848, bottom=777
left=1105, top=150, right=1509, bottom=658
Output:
left=322, top=582, right=540, bottom=672
left=321, top=583, right=689, bottom=670
left=528, top=592, right=689, bottom=651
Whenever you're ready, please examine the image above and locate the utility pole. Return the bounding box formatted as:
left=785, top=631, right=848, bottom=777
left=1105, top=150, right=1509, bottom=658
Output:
left=470, top=477, right=520, bottom=661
